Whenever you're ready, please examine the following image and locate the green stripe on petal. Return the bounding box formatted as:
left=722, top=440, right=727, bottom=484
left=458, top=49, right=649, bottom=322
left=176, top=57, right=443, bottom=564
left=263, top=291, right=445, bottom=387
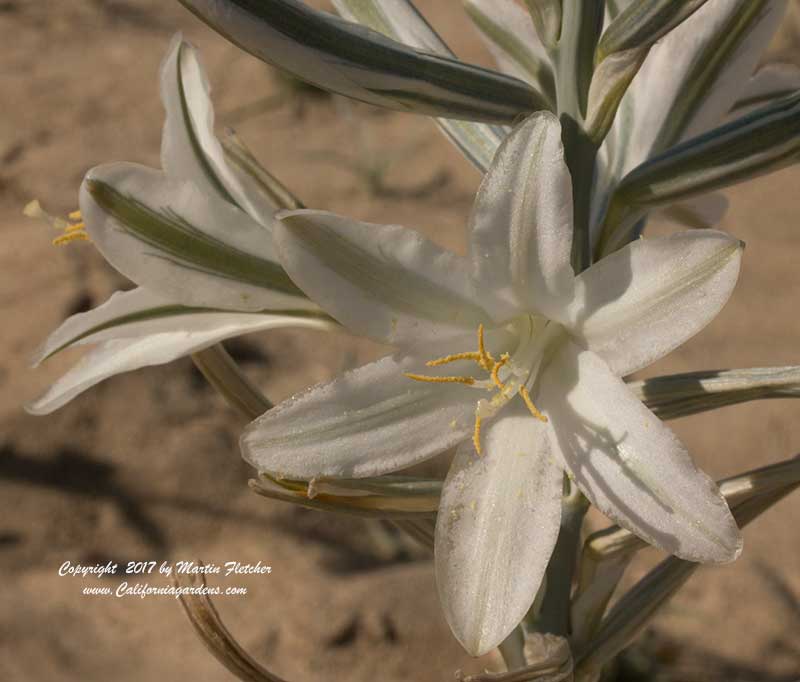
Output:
left=28, top=293, right=334, bottom=414
left=174, top=41, right=239, bottom=206
left=276, top=210, right=489, bottom=344
left=87, top=178, right=300, bottom=295
left=160, top=35, right=275, bottom=225
left=34, top=291, right=331, bottom=366
left=80, top=163, right=309, bottom=312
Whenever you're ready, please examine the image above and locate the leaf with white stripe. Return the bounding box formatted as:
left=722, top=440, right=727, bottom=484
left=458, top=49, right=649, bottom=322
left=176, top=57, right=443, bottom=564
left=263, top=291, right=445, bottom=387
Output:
left=178, top=0, right=545, bottom=124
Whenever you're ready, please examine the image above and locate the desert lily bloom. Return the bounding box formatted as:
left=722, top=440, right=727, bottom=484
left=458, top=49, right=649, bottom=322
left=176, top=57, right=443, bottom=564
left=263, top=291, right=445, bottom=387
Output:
left=189, top=0, right=798, bottom=243
left=241, top=113, right=743, bottom=656
left=28, top=35, right=332, bottom=414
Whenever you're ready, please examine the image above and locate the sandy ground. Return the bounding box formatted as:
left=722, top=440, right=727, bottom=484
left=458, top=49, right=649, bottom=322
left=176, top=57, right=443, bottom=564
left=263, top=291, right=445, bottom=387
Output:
left=1, top=2, right=799, bottom=680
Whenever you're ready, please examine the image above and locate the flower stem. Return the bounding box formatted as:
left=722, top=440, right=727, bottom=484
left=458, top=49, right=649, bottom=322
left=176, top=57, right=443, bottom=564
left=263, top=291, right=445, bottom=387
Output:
left=555, top=0, right=603, bottom=274
left=498, top=625, right=528, bottom=671
left=191, top=344, right=272, bottom=421
left=537, top=480, right=589, bottom=636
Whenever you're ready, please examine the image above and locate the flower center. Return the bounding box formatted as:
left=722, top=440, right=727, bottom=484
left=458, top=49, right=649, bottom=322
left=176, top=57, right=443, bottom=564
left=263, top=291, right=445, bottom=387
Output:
left=404, top=320, right=549, bottom=455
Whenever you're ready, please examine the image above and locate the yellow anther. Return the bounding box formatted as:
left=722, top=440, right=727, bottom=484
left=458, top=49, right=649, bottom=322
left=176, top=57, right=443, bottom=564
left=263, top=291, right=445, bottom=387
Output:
left=25, top=200, right=90, bottom=247
left=403, top=372, right=476, bottom=386
left=426, top=351, right=482, bottom=367
left=473, top=414, right=483, bottom=455
left=519, top=386, right=548, bottom=423
left=53, top=220, right=90, bottom=246
left=491, top=353, right=510, bottom=390
left=52, top=231, right=90, bottom=246
left=477, top=324, right=495, bottom=370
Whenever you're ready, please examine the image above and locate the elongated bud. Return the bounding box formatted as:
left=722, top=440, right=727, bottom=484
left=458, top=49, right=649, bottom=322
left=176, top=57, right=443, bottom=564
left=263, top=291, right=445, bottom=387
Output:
left=596, top=0, right=710, bottom=64
left=584, top=47, right=647, bottom=143
left=523, top=0, right=562, bottom=49
left=586, top=0, right=712, bottom=144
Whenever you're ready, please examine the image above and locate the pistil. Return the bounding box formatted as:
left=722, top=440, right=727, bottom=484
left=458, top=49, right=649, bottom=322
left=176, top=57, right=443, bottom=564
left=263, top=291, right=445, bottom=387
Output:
left=404, top=323, right=547, bottom=455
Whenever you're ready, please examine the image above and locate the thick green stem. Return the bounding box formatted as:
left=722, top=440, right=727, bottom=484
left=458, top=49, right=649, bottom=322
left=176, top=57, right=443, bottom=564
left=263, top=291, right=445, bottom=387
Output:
left=499, top=625, right=528, bottom=672
left=537, top=482, right=590, bottom=636
left=556, top=1, right=603, bottom=120
left=555, top=1, right=603, bottom=275
left=562, top=123, right=598, bottom=273
left=191, top=344, right=272, bottom=421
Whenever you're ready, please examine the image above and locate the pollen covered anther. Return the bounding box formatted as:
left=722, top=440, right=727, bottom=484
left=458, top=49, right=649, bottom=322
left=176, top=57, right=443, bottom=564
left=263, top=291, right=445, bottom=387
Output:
left=519, top=386, right=548, bottom=423
left=491, top=353, right=510, bottom=390
left=405, top=323, right=547, bottom=456
left=24, top=200, right=91, bottom=246
left=426, top=351, right=482, bottom=367
left=403, top=373, right=476, bottom=386
left=473, top=414, right=483, bottom=455
left=477, top=323, right=494, bottom=370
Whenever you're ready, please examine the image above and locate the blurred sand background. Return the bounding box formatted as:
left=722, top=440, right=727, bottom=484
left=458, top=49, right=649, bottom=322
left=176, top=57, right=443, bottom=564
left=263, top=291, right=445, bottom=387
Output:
left=1, top=1, right=800, bottom=680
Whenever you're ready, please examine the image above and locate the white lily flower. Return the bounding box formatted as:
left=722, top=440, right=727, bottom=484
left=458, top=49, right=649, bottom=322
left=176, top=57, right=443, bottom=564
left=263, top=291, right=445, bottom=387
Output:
left=29, top=35, right=333, bottom=413
left=241, top=113, right=743, bottom=656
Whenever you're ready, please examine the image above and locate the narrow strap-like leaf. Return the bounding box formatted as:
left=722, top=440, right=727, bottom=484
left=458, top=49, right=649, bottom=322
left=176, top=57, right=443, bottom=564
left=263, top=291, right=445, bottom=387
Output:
left=632, top=366, right=800, bottom=420
left=619, top=91, right=800, bottom=206
left=178, top=0, right=546, bottom=124
left=599, top=90, right=800, bottom=253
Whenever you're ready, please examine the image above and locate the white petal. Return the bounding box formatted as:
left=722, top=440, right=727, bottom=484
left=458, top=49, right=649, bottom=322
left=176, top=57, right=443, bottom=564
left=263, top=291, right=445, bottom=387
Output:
left=160, top=35, right=274, bottom=224
left=569, top=230, right=742, bottom=376
left=540, top=341, right=742, bottom=563
left=274, top=210, right=489, bottom=345
left=28, top=310, right=331, bottom=415
left=81, top=162, right=310, bottom=312
left=32, top=287, right=328, bottom=366
left=470, top=112, right=575, bottom=322
left=241, top=349, right=481, bottom=478
left=32, top=288, right=174, bottom=365
left=436, top=407, right=562, bottom=656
